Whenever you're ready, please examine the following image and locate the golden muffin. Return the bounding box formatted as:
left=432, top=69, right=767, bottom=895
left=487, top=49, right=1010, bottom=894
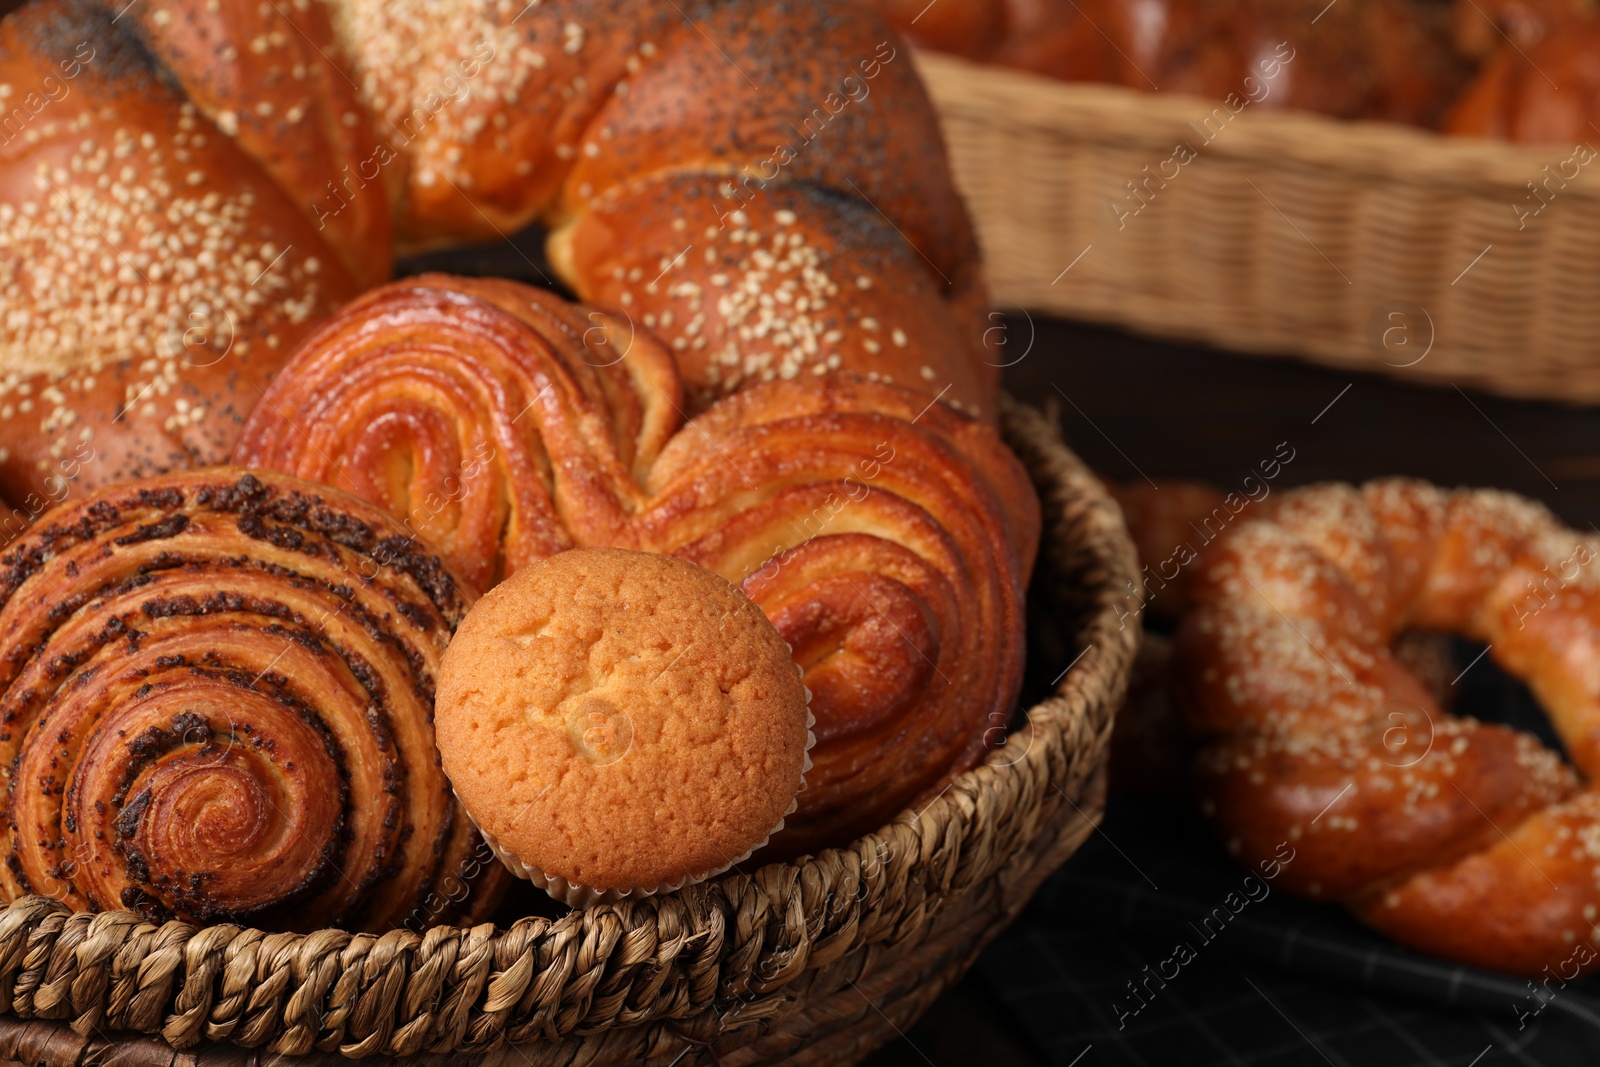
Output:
left=435, top=547, right=812, bottom=906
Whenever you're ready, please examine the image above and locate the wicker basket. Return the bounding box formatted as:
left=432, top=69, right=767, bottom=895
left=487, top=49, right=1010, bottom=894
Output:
left=0, top=399, right=1138, bottom=1067
left=918, top=50, right=1600, bottom=403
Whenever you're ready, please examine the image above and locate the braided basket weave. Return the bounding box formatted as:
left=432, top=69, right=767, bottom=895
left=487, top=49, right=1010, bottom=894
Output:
left=918, top=50, right=1600, bottom=403
left=0, top=398, right=1138, bottom=1067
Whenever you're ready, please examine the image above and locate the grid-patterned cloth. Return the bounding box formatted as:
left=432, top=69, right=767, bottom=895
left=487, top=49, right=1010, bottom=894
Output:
left=977, top=797, right=1600, bottom=1067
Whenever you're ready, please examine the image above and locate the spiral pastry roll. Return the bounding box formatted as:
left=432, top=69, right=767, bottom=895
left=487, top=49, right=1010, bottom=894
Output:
left=234, top=276, right=684, bottom=592
left=633, top=378, right=1040, bottom=852
left=0, top=469, right=505, bottom=931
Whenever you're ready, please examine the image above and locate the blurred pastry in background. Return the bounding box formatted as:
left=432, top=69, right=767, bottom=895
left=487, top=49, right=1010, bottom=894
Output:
left=1447, top=20, right=1600, bottom=141
left=865, top=0, right=1470, bottom=127
left=1452, top=0, right=1594, bottom=56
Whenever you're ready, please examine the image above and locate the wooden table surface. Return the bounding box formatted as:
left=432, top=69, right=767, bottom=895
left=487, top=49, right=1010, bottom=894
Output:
left=862, top=315, right=1600, bottom=1067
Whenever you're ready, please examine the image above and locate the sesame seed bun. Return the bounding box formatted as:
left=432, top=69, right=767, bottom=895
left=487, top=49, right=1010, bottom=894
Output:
left=0, top=0, right=375, bottom=503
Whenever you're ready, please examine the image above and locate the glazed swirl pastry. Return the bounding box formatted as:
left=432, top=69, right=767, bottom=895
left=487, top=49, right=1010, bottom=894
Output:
left=234, top=276, right=682, bottom=592
left=236, top=276, right=1039, bottom=851
left=634, top=376, right=1038, bottom=852
left=1174, top=479, right=1600, bottom=975
left=0, top=469, right=505, bottom=931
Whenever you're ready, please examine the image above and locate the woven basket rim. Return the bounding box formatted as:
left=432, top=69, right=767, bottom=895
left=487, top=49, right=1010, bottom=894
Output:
left=919, top=48, right=1600, bottom=406
left=0, top=397, right=1140, bottom=1062
left=913, top=49, right=1590, bottom=192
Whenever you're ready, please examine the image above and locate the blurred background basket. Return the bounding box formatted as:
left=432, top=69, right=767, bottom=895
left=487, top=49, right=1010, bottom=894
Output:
left=0, top=400, right=1138, bottom=1067
left=918, top=50, right=1600, bottom=404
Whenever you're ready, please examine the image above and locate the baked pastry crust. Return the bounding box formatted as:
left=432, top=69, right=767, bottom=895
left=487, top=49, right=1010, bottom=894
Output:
left=0, top=0, right=360, bottom=500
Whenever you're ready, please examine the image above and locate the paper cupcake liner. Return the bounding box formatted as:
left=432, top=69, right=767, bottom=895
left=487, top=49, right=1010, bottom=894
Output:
left=464, top=670, right=815, bottom=909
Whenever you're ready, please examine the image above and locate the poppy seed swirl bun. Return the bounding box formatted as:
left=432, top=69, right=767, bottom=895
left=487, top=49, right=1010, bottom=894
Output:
left=0, top=469, right=505, bottom=931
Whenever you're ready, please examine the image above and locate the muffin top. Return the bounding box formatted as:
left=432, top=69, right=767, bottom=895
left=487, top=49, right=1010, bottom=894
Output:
left=435, top=547, right=810, bottom=892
